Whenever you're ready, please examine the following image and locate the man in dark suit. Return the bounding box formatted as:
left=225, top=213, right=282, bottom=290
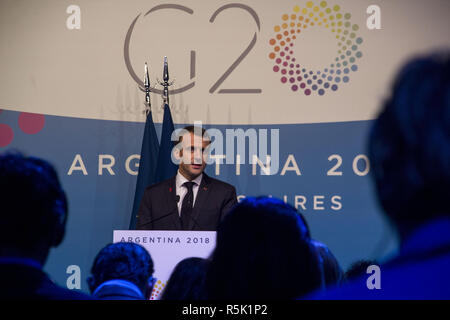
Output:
left=0, top=153, right=92, bottom=300
left=137, top=125, right=237, bottom=231
left=88, top=242, right=155, bottom=300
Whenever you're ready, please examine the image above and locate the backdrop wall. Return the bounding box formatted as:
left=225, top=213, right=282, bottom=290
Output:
left=0, top=0, right=449, bottom=293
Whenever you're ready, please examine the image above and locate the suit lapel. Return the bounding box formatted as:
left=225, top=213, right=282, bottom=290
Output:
left=164, top=176, right=182, bottom=230
left=189, top=174, right=212, bottom=230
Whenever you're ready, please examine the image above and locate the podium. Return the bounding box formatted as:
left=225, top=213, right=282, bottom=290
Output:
left=113, top=230, right=216, bottom=300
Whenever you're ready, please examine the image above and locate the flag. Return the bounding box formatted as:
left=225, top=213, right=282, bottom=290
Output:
left=154, top=103, right=178, bottom=182
left=129, top=111, right=159, bottom=229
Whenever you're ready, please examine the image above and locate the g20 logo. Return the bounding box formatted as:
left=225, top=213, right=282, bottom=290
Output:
left=124, top=1, right=364, bottom=97
left=124, top=4, right=261, bottom=95
left=269, top=1, right=364, bottom=96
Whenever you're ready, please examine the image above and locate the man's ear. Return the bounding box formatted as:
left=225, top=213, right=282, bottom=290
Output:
left=51, top=198, right=68, bottom=247
left=172, top=147, right=182, bottom=164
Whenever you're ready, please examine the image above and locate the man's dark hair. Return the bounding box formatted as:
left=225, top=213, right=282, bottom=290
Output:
left=88, top=242, right=154, bottom=293
left=205, top=197, right=322, bottom=300
left=177, top=125, right=209, bottom=144
left=368, top=52, right=450, bottom=235
left=160, top=257, right=209, bottom=300
left=0, top=152, right=68, bottom=252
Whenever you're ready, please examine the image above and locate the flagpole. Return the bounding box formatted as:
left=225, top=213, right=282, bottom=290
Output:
left=154, top=56, right=178, bottom=182
left=129, top=62, right=160, bottom=229
left=158, top=56, right=174, bottom=108
left=144, top=62, right=151, bottom=115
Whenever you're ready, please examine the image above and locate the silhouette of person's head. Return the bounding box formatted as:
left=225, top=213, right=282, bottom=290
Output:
left=88, top=242, right=155, bottom=299
left=312, top=240, right=344, bottom=287
left=160, top=257, right=209, bottom=300
left=298, top=212, right=343, bottom=287
left=0, top=152, right=68, bottom=264
left=205, top=197, right=322, bottom=300
left=368, top=52, right=450, bottom=239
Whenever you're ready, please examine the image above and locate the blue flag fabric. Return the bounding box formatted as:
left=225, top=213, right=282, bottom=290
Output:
left=154, top=103, right=178, bottom=182
left=129, top=111, right=159, bottom=229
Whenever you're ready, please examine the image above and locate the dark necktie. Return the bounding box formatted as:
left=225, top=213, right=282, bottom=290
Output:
left=180, top=181, right=195, bottom=229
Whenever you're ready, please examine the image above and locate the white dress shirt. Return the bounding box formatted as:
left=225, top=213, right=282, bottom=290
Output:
left=175, top=170, right=203, bottom=216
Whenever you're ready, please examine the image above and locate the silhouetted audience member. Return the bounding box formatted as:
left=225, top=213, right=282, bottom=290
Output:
left=312, top=240, right=345, bottom=287
left=312, top=52, right=450, bottom=299
left=88, top=242, right=155, bottom=300
left=0, top=152, right=91, bottom=299
left=160, top=257, right=209, bottom=300
left=344, top=260, right=379, bottom=281
left=298, top=212, right=344, bottom=287
left=205, top=197, right=322, bottom=300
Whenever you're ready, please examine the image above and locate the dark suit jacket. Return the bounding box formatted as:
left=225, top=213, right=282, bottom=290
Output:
left=136, top=174, right=237, bottom=231
left=0, top=263, right=93, bottom=300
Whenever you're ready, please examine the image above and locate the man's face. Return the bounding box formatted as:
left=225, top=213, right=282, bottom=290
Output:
left=178, top=132, right=210, bottom=180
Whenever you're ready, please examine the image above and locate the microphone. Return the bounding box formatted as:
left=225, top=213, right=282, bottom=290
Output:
left=136, top=211, right=177, bottom=229
left=137, top=195, right=181, bottom=229
left=138, top=193, right=202, bottom=230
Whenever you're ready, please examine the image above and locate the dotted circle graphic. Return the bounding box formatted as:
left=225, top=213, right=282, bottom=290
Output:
left=150, top=280, right=166, bottom=300
left=269, top=1, right=364, bottom=95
